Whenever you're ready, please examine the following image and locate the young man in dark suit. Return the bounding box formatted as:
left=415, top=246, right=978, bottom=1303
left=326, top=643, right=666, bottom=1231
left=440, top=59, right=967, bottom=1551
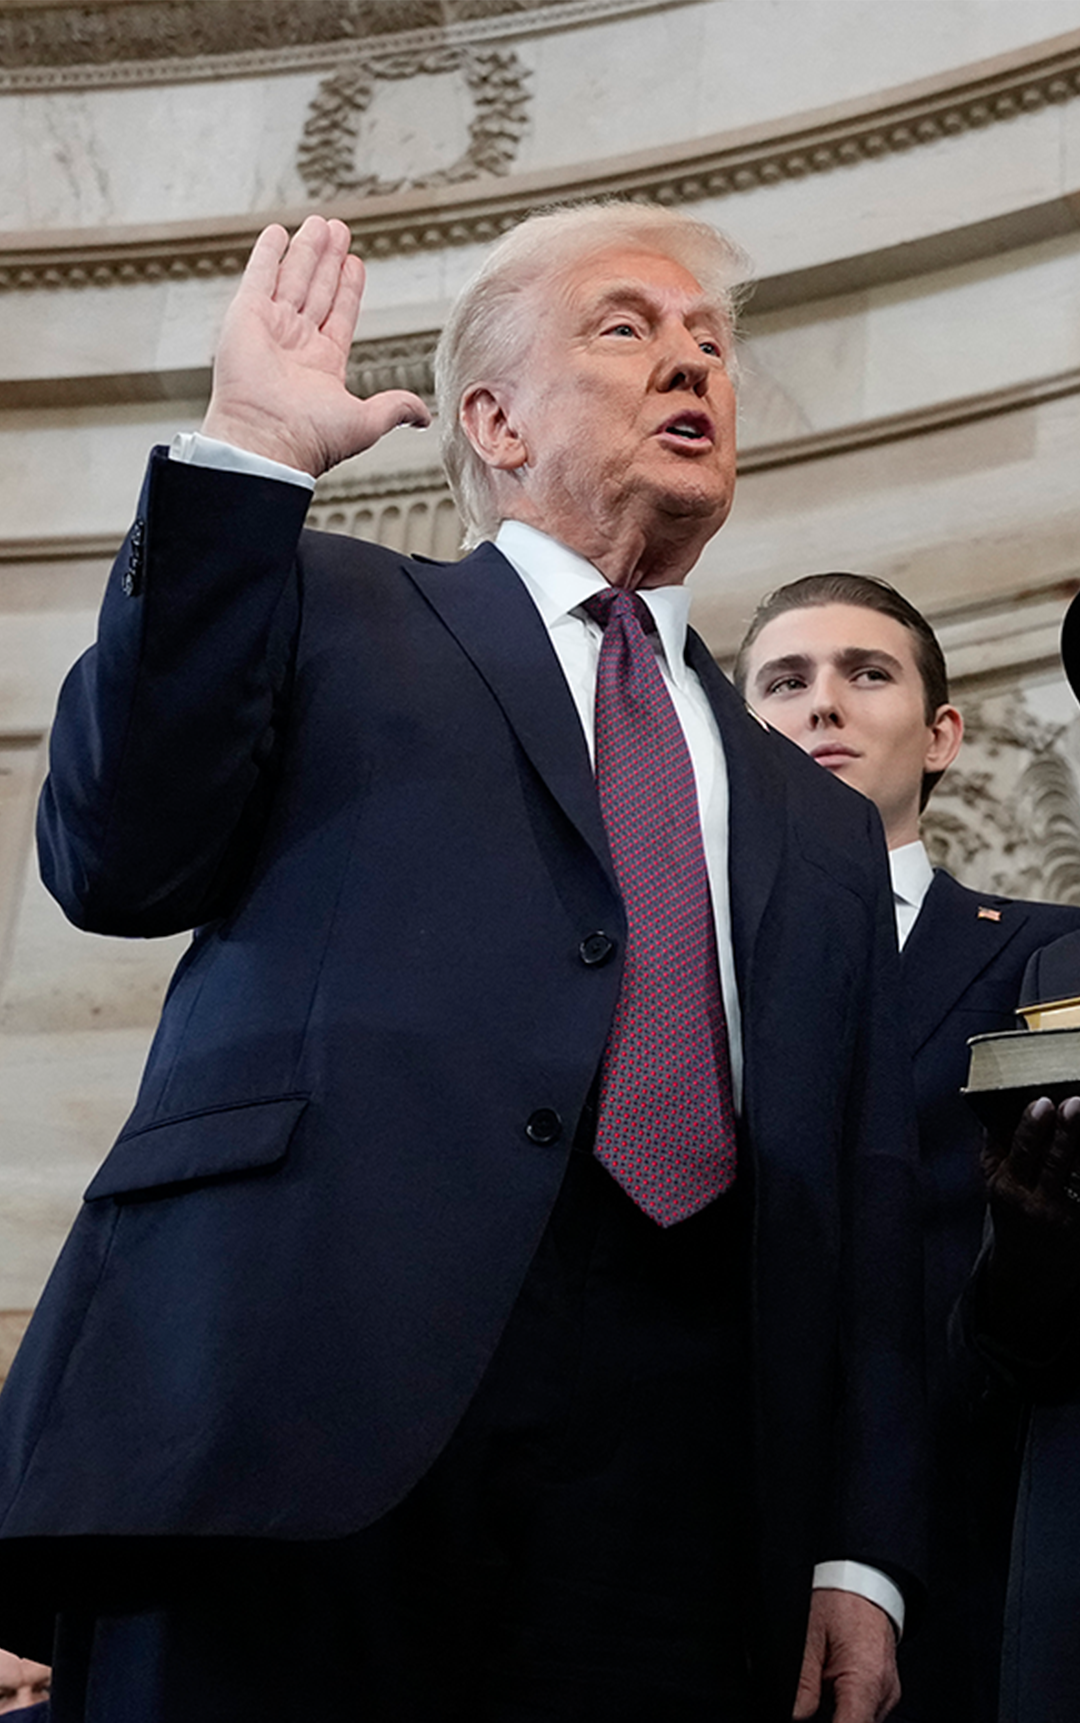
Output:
left=736, top=573, right=1080, bottom=1722
left=0, top=214, right=925, bottom=1721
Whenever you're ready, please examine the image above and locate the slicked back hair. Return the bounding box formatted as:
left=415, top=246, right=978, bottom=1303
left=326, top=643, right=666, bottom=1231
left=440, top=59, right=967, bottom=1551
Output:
left=732, top=571, right=952, bottom=809
left=434, top=200, right=752, bottom=550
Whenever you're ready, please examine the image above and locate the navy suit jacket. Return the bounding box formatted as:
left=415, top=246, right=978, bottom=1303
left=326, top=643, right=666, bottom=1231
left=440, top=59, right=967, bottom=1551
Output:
left=0, top=452, right=924, bottom=1715
left=896, top=871, right=1080, bottom=1721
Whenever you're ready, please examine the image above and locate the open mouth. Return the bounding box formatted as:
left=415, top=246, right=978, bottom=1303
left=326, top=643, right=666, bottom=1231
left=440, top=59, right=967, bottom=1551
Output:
left=659, top=413, right=714, bottom=442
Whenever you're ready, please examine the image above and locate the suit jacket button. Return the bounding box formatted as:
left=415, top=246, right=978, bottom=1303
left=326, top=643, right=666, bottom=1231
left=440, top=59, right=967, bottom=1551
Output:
left=579, top=932, right=615, bottom=966
left=525, top=1109, right=562, bottom=1145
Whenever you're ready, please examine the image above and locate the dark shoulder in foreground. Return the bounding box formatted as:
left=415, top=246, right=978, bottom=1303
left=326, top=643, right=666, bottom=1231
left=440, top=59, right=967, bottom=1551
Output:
left=753, top=708, right=893, bottom=900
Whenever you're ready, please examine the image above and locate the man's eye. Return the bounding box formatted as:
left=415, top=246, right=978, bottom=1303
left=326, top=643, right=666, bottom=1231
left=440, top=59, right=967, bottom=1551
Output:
left=766, top=677, right=805, bottom=695
left=855, top=667, right=890, bottom=683
left=699, top=339, right=723, bottom=357
left=606, top=323, right=638, bottom=337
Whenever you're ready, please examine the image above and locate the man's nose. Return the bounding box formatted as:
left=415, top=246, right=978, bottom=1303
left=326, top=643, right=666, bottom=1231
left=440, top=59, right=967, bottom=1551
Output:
left=657, top=331, right=710, bottom=395
left=809, top=684, right=844, bottom=727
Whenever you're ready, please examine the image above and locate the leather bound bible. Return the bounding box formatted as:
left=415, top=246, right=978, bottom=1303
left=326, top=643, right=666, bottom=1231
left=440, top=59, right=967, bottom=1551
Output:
left=964, top=929, right=1080, bottom=1137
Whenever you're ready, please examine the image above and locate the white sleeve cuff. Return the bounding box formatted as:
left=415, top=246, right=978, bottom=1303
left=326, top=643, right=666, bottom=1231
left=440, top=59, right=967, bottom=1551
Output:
left=812, top=1560, right=905, bottom=1640
left=169, top=432, right=315, bottom=492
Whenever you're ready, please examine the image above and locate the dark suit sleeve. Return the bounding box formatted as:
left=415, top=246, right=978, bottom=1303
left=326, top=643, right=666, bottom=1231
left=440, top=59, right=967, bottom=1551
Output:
left=38, top=449, right=311, bottom=937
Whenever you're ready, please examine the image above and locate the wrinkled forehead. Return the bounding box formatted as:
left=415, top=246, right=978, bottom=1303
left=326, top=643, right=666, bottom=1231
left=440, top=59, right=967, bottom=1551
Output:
left=538, top=241, right=725, bottom=321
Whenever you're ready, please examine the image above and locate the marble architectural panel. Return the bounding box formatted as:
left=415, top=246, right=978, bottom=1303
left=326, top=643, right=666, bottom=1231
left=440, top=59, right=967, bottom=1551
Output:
left=740, top=233, right=1080, bottom=437
left=0, top=404, right=207, bottom=540
left=664, top=3, right=1080, bottom=136
left=0, top=74, right=320, bottom=231
left=0, top=408, right=441, bottom=541
left=0, top=737, right=45, bottom=1002
left=0, top=273, right=237, bottom=386
left=0, top=610, right=101, bottom=733
left=0, top=858, right=188, bottom=1038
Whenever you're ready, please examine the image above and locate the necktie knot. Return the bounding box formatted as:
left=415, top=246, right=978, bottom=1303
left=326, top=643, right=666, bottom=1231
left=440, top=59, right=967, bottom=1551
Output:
left=583, top=587, right=656, bottom=635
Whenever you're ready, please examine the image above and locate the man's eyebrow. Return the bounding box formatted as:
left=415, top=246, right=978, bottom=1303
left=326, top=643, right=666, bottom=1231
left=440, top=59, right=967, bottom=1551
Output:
left=587, top=279, right=728, bottom=326
left=832, top=645, right=905, bottom=676
left=752, top=645, right=905, bottom=692
left=752, top=652, right=812, bottom=691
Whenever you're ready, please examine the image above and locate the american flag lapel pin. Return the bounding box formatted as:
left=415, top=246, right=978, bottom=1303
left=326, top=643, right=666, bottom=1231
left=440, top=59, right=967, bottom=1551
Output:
left=977, top=906, right=1002, bottom=922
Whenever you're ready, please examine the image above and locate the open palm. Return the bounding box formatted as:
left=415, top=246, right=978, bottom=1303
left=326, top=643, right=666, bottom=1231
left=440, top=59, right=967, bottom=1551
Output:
left=203, top=215, right=430, bottom=477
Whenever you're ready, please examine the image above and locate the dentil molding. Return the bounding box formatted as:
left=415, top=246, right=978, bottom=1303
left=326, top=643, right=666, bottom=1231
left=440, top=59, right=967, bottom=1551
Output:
left=1, top=31, right=1078, bottom=293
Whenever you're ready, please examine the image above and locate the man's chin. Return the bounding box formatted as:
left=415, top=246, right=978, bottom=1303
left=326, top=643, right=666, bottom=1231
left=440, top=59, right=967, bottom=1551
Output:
left=647, top=479, right=733, bottom=534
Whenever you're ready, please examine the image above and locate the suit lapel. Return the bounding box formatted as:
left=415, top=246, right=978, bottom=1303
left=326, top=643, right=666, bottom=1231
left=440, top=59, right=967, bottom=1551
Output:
left=684, top=629, right=786, bottom=996
left=404, top=543, right=615, bottom=883
left=901, top=870, right=1029, bottom=1054
left=406, top=560, right=786, bottom=973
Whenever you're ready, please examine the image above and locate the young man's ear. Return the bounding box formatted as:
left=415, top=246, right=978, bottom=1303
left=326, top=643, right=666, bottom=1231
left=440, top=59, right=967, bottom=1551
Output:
left=926, top=704, right=964, bottom=776
left=459, top=385, right=528, bottom=473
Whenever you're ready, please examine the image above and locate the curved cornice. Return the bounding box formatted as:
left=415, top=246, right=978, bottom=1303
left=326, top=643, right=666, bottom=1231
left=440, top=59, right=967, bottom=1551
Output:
left=2, top=30, right=1079, bottom=294
left=0, top=0, right=689, bottom=91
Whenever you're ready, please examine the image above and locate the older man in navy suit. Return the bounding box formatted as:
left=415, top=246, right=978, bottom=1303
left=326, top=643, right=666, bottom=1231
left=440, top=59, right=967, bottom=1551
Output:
left=0, top=209, right=925, bottom=1722
left=736, top=573, right=1080, bottom=1723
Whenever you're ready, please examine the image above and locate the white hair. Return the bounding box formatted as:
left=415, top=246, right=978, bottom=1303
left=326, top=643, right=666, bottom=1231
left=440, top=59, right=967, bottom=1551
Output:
left=433, top=200, right=753, bottom=550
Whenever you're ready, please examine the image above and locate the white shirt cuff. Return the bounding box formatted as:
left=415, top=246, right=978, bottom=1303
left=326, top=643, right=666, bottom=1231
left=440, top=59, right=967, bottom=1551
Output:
left=812, top=1560, right=905, bottom=1640
left=169, top=432, right=315, bottom=492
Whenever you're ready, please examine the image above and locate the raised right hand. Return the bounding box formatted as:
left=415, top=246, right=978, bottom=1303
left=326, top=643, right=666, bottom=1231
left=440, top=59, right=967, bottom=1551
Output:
left=202, top=215, right=431, bottom=477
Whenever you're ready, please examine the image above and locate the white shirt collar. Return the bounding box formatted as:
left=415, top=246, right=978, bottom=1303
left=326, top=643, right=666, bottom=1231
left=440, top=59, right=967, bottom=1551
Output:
left=495, top=520, right=693, bottom=689
left=889, top=839, right=934, bottom=914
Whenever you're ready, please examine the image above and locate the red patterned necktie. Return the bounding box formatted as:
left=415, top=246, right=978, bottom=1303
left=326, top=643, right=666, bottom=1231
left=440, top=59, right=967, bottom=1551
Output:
left=583, top=586, right=736, bottom=1227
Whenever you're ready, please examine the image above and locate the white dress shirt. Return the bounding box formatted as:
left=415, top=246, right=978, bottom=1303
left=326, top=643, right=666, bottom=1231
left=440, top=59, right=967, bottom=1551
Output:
left=169, top=431, right=904, bottom=1635
left=890, top=840, right=935, bottom=950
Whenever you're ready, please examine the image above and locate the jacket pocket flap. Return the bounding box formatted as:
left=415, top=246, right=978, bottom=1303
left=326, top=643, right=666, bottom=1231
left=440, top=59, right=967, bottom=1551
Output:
left=84, top=1094, right=310, bottom=1201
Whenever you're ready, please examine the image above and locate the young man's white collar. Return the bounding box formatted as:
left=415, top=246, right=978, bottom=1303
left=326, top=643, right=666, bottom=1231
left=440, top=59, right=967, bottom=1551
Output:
left=889, top=840, right=934, bottom=950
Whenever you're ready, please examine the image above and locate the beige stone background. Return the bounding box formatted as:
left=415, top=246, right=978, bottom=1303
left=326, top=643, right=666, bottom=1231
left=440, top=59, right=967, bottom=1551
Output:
left=1, top=0, right=1079, bottom=1372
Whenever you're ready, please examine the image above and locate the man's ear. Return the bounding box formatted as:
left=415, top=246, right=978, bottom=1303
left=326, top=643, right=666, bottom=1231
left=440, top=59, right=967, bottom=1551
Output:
left=459, top=384, right=528, bottom=473
left=925, top=704, right=964, bottom=775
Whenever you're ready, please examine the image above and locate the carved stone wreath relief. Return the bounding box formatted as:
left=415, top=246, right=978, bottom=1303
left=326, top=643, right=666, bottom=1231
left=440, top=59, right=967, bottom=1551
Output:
left=297, top=48, right=532, bottom=200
